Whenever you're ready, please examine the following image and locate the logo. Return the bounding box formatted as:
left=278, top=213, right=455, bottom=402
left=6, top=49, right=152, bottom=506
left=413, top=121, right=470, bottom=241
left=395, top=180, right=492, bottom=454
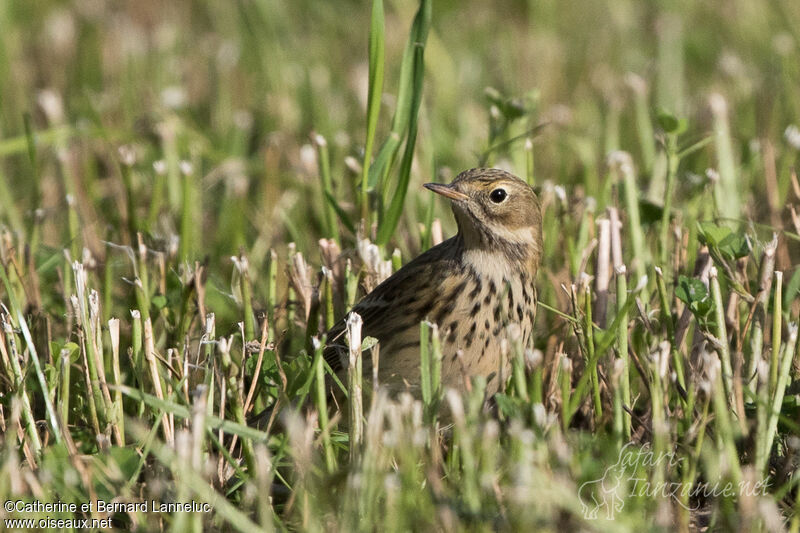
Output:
left=578, top=442, right=770, bottom=520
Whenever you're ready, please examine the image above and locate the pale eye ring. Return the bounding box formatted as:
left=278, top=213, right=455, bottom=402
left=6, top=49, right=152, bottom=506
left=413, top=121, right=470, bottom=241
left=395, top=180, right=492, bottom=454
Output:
left=489, top=188, right=507, bottom=203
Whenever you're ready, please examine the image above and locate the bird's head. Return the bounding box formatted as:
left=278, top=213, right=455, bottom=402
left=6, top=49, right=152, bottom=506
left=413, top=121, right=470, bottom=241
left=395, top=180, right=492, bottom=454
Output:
left=424, top=168, right=543, bottom=269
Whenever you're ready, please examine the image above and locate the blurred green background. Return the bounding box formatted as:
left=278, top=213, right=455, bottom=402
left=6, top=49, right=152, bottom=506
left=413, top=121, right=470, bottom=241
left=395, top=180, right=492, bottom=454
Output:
left=2, top=0, right=798, bottom=237
left=1, top=0, right=799, bottom=322
left=1, top=2, right=799, bottom=529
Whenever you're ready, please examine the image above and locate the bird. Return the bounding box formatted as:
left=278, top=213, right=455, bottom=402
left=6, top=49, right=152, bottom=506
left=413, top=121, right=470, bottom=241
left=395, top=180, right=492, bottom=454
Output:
left=324, top=168, right=543, bottom=399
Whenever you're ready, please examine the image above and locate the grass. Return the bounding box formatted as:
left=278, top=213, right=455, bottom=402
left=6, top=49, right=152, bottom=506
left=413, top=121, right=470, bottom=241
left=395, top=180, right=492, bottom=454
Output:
left=1, top=0, right=800, bottom=531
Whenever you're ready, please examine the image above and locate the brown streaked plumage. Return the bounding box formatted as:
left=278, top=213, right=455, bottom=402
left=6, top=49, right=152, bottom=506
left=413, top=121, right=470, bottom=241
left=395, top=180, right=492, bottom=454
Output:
left=325, top=168, right=542, bottom=398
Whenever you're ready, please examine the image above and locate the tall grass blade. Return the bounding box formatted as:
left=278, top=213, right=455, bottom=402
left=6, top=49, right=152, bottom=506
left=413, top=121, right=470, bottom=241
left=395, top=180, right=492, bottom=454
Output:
left=376, top=0, right=432, bottom=245
left=360, top=0, right=386, bottom=222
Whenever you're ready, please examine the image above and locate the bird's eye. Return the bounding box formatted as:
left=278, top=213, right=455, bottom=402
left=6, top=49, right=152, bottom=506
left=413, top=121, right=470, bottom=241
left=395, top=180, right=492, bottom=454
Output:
left=489, top=188, right=507, bottom=203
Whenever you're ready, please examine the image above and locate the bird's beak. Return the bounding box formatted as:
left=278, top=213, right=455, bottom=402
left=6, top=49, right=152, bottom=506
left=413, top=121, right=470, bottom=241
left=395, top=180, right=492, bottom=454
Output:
left=424, top=183, right=469, bottom=201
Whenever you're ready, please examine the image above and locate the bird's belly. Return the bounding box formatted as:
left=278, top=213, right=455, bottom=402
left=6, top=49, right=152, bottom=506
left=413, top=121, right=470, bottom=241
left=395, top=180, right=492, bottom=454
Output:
left=372, top=277, right=534, bottom=398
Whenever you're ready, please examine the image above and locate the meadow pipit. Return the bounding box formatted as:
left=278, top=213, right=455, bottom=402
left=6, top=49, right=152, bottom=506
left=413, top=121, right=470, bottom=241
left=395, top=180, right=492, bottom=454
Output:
left=326, top=168, right=542, bottom=397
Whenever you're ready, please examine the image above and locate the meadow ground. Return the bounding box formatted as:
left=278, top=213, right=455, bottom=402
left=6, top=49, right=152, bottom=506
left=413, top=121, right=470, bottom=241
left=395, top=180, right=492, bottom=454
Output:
left=0, top=0, right=799, bottom=530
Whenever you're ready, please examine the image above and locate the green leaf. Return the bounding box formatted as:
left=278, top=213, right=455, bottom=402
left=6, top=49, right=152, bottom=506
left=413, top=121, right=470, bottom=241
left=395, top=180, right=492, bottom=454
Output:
left=152, top=294, right=167, bottom=309
left=245, top=347, right=276, bottom=384
left=697, top=221, right=730, bottom=247
left=718, top=232, right=750, bottom=259
left=656, top=109, right=687, bottom=135
left=361, top=336, right=379, bottom=351
left=51, top=341, right=81, bottom=363
left=675, top=275, right=712, bottom=317
left=656, top=111, right=679, bottom=133
left=697, top=221, right=750, bottom=259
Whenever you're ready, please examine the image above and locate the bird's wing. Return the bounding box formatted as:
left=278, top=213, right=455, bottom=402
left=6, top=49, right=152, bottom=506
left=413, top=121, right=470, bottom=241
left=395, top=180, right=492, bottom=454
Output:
left=323, top=237, right=462, bottom=372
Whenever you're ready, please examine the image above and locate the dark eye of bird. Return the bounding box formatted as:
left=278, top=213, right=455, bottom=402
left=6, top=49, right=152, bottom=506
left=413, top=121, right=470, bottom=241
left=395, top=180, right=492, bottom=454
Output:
left=489, top=188, right=507, bottom=203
